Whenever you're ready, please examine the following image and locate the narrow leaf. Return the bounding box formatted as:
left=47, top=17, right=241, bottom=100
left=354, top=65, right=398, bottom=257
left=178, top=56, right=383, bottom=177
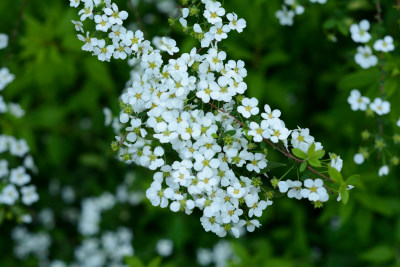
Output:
left=292, top=148, right=307, bottom=159
left=328, top=167, right=343, bottom=183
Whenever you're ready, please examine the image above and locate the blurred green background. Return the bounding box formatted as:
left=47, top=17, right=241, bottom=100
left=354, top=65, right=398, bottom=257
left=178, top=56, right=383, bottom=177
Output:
left=1, top=0, right=400, bottom=266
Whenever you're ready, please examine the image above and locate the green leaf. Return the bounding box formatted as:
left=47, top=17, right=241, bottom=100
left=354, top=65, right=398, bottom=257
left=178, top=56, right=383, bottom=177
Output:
left=355, top=193, right=394, bottom=216
left=360, top=245, right=394, bottom=263
left=211, top=133, right=218, bottom=139
left=340, top=184, right=349, bottom=205
left=307, top=142, right=316, bottom=155
left=328, top=167, right=343, bottom=183
left=148, top=257, right=162, bottom=267
left=323, top=19, right=337, bottom=30
left=125, top=256, right=145, bottom=267
left=225, top=130, right=236, bottom=136
left=292, top=148, right=307, bottom=159
left=260, top=161, right=287, bottom=173
left=300, top=161, right=307, bottom=172
left=338, top=69, right=380, bottom=90
left=346, top=174, right=361, bottom=185
left=309, top=149, right=325, bottom=160
left=308, top=157, right=321, bottom=167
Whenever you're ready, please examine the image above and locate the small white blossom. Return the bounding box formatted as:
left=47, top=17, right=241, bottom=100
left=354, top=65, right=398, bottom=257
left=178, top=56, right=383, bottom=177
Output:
left=355, top=46, right=378, bottom=69
left=373, top=36, right=395, bottom=52
left=370, top=98, right=390, bottom=116
left=378, top=165, right=389, bottom=177
left=350, top=20, right=371, bottom=43
left=347, top=89, right=370, bottom=111
left=0, top=33, right=8, bottom=49
left=237, top=97, right=259, bottom=118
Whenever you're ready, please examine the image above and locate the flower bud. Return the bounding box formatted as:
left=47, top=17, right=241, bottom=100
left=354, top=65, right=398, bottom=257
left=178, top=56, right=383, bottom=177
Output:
left=270, top=177, right=279, bottom=188
left=361, top=130, right=370, bottom=140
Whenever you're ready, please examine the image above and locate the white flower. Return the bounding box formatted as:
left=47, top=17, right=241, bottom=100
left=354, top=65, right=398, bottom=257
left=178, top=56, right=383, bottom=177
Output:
left=0, top=67, right=15, bottom=91
left=350, top=20, right=371, bottom=43
left=77, top=32, right=98, bottom=52
left=286, top=180, right=303, bottom=199
left=0, top=184, right=19, bottom=205
left=226, top=13, right=246, bottom=33
left=94, top=14, right=111, bottom=32
left=370, top=98, right=390, bottom=116
left=354, top=46, right=378, bottom=69
left=71, top=20, right=84, bottom=32
left=0, top=33, right=8, bottom=49
left=181, top=8, right=189, bottom=18
left=204, top=1, right=225, bottom=24
left=347, top=89, right=370, bottom=111
left=309, top=0, right=327, bottom=3
left=227, top=182, right=246, bottom=198
left=78, top=4, right=94, bottom=21
left=378, top=165, right=389, bottom=177
left=246, top=153, right=267, bottom=173
left=156, top=239, right=173, bottom=257
left=301, top=179, right=329, bottom=202
left=237, top=97, right=259, bottom=118
left=278, top=181, right=289, bottom=193
left=275, top=6, right=295, bottom=26
left=159, top=37, right=179, bottom=55
left=10, top=166, right=31, bottom=186
left=210, top=23, right=230, bottom=42
left=285, top=0, right=305, bottom=14
left=248, top=122, right=266, bottom=142
left=261, top=104, right=281, bottom=121
left=291, top=128, right=314, bottom=152
left=373, top=36, right=395, bottom=52
left=93, top=40, right=115, bottom=62
left=104, top=3, right=128, bottom=25
left=0, top=159, right=8, bottom=178
left=245, top=219, right=261, bottom=232
left=21, top=185, right=39, bottom=205
left=69, top=0, right=80, bottom=8
left=354, top=153, right=364, bottom=165
left=268, top=120, right=290, bottom=143
left=397, top=118, right=400, bottom=127
left=146, top=181, right=169, bottom=208
left=330, top=154, right=343, bottom=172
left=10, top=139, right=29, bottom=157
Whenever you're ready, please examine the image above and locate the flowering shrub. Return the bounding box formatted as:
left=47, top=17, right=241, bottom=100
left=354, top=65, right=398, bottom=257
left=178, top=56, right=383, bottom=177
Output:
left=1, top=0, right=400, bottom=266
left=69, top=0, right=356, bottom=238
left=0, top=34, right=38, bottom=224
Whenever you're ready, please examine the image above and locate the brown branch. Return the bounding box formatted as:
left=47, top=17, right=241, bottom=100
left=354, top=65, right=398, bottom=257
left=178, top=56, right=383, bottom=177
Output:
left=207, top=102, right=335, bottom=183
left=376, top=0, right=383, bottom=23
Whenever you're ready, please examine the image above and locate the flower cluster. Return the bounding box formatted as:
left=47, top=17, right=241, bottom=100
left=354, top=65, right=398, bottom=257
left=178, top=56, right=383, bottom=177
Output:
left=346, top=14, right=399, bottom=177
left=197, top=240, right=234, bottom=267
left=275, top=0, right=326, bottom=26
left=13, top=173, right=140, bottom=267
left=12, top=226, right=51, bottom=260
left=0, top=33, right=25, bottom=118
left=0, top=135, right=38, bottom=209
left=71, top=0, right=344, bottom=237
left=350, top=20, right=394, bottom=69
left=1, top=34, right=38, bottom=221
left=348, top=89, right=390, bottom=116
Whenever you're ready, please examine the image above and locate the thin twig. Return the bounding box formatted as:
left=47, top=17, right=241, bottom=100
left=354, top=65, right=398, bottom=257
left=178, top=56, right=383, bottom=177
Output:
left=128, top=1, right=147, bottom=39
left=207, top=102, right=335, bottom=183
left=376, top=0, right=382, bottom=23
